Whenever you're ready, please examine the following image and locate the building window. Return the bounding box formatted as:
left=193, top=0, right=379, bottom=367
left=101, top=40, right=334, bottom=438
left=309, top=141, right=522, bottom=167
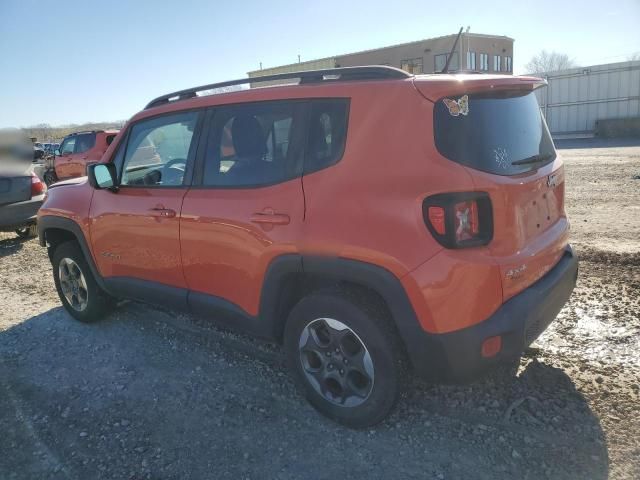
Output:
left=493, top=55, right=501, bottom=72
left=466, top=51, right=476, bottom=70
left=400, top=58, right=423, bottom=74
left=434, top=53, right=459, bottom=72
left=479, top=53, right=489, bottom=71
left=504, top=56, right=512, bottom=72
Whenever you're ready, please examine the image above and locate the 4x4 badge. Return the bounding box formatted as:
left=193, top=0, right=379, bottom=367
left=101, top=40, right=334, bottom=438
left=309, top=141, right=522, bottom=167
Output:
left=547, top=173, right=559, bottom=188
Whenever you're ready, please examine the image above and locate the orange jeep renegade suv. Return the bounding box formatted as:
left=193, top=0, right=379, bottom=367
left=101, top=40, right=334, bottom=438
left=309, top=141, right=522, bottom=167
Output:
left=38, top=66, right=578, bottom=427
left=44, top=130, right=119, bottom=185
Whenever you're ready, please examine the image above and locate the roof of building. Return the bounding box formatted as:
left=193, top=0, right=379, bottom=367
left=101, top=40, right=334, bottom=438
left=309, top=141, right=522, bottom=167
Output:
left=247, top=32, right=514, bottom=75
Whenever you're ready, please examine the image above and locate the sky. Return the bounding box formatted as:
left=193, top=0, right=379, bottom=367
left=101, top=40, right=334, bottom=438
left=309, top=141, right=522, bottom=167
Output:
left=1, top=0, right=639, bottom=128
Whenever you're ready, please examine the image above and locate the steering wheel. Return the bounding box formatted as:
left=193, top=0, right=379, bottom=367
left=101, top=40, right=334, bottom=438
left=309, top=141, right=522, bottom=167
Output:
left=161, top=158, right=187, bottom=185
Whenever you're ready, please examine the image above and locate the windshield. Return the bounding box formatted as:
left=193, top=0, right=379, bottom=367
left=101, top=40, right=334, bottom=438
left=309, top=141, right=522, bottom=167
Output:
left=434, top=90, right=555, bottom=175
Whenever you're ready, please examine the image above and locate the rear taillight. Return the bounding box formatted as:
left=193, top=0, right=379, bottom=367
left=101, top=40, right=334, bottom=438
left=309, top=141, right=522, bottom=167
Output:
left=31, top=172, right=47, bottom=197
left=423, top=192, right=493, bottom=248
left=427, top=206, right=446, bottom=235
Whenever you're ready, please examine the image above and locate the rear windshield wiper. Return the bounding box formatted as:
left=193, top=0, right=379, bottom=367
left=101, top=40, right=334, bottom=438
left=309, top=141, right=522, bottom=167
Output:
left=511, top=153, right=554, bottom=166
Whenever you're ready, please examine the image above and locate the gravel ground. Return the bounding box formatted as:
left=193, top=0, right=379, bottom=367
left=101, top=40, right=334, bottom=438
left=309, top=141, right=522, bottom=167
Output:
left=1, top=139, right=639, bottom=479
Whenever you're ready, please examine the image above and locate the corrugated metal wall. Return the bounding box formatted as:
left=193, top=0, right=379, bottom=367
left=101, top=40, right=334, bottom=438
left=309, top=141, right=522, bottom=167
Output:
left=535, top=60, right=640, bottom=136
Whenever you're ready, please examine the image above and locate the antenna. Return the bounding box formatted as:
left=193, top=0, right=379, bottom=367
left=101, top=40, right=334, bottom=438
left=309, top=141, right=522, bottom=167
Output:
left=442, top=27, right=464, bottom=73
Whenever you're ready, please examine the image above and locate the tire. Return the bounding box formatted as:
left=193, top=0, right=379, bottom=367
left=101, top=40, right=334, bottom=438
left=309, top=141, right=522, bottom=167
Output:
left=51, top=241, right=115, bottom=323
left=15, top=224, right=38, bottom=238
left=284, top=289, right=404, bottom=428
left=44, top=170, right=58, bottom=186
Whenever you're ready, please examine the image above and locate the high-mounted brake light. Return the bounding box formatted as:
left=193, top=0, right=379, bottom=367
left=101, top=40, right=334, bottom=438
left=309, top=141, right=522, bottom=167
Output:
left=423, top=192, right=493, bottom=249
left=31, top=172, right=46, bottom=197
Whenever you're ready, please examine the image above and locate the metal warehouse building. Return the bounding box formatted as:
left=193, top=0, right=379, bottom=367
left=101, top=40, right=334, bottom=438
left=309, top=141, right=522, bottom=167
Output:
left=535, top=60, right=640, bottom=137
left=248, top=31, right=514, bottom=86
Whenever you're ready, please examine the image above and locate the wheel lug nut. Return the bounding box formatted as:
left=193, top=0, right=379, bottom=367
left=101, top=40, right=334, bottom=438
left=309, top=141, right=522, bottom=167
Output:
left=340, top=369, right=344, bottom=375
left=325, top=352, right=331, bottom=356
left=335, top=348, right=340, bottom=353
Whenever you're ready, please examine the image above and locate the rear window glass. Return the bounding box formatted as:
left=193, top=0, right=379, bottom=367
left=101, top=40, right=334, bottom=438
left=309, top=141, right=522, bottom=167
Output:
left=434, top=90, right=555, bottom=175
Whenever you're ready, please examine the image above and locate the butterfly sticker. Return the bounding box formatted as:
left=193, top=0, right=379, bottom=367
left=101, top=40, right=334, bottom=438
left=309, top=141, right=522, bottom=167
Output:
left=442, top=95, right=469, bottom=116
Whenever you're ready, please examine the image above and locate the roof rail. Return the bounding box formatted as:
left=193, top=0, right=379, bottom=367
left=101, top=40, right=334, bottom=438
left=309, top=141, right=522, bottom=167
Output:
left=65, top=130, right=103, bottom=136
left=144, top=66, right=412, bottom=110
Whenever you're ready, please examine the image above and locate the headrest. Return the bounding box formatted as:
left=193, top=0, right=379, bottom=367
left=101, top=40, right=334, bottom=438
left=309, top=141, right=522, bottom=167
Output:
left=231, top=115, right=265, bottom=158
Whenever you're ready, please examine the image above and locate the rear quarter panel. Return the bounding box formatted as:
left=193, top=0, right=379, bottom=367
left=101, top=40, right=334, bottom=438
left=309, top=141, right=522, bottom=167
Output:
left=300, top=82, right=467, bottom=277
left=299, top=82, right=505, bottom=333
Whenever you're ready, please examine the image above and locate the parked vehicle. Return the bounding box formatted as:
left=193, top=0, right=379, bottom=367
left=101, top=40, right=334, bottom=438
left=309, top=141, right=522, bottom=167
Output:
left=33, top=145, right=45, bottom=161
left=1, top=165, right=46, bottom=238
left=38, top=66, right=578, bottom=427
left=42, top=143, right=60, bottom=155
left=43, top=130, right=118, bottom=185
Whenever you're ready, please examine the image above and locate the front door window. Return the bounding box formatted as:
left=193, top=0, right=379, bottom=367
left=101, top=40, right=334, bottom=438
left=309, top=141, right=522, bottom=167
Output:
left=119, top=112, right=198, bottom=187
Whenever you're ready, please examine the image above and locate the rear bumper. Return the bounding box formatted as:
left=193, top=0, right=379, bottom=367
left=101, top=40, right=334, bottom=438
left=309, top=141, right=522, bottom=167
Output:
left=0, top=196, right=43, bottom=231
left=410, top=245, right=578, bottom=381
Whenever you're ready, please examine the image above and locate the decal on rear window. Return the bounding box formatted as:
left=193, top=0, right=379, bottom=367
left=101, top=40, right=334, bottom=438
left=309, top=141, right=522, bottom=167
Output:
left=493, top=147, right=509, bottom=169
left=442, top=95, right=469, bottom=117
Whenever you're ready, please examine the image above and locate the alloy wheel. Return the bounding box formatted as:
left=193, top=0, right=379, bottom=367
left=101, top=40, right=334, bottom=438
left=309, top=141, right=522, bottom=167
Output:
left=58, top=258, right=89, bottom=312
left=298, top=318, right=374, bottom=407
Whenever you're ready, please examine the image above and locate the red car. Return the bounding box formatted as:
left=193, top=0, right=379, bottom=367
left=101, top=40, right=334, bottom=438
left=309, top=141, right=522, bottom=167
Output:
left=44, top=130, right=118, bottom=185
left=38, top=66, right=578, bottom=427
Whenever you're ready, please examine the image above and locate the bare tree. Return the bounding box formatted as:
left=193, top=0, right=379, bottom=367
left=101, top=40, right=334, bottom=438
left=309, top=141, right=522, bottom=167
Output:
left=628, top=52, right=640, bottom=61
left=29, top=123, right=52, bottom=142
left=525, top=50, right=577, bottom=75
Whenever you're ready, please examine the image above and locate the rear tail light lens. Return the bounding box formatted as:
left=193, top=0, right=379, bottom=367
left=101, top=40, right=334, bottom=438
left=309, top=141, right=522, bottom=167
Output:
left=423, top=192, right=492, bottom=248
left=31, top=172, right=47, bottom=197
left=454, top=199, right=479, bottom=241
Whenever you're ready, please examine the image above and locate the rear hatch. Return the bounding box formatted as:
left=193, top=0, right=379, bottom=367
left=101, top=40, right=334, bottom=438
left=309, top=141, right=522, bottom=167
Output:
left=0, top=173, right=31, bottom=206
left=419, top=76, right=569, bottom=300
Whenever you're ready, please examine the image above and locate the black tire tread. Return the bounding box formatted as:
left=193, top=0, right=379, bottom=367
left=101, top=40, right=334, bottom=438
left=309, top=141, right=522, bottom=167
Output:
left=284, top=286, right=405, bottom=428
left=51, top=241, right=114, bottom=323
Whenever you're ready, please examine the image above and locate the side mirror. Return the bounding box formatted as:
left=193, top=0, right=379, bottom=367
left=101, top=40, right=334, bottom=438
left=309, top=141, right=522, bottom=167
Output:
left=88, top=163, right=118, bottom=191
left=54, top=149, right=60, bottom=156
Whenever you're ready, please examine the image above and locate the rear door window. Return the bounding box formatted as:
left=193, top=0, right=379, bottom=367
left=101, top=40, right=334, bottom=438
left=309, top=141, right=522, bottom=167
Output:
left=74, top=133, right=96, bottom=154
left=434, top=90, right=555, bottom=176
left=203, top=101, right=305, bottom=187
left=304, top=99, right=349, bottom=174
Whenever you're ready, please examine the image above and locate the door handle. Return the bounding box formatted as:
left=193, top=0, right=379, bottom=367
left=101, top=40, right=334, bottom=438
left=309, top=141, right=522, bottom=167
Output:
left=149, top=207, right=176, bottom=218
left=250, top=209, right=290, bottom=225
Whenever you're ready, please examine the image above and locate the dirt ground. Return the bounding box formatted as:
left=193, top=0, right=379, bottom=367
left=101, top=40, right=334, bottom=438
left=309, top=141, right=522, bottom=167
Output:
left=1, top=139, right=639, bottom=479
